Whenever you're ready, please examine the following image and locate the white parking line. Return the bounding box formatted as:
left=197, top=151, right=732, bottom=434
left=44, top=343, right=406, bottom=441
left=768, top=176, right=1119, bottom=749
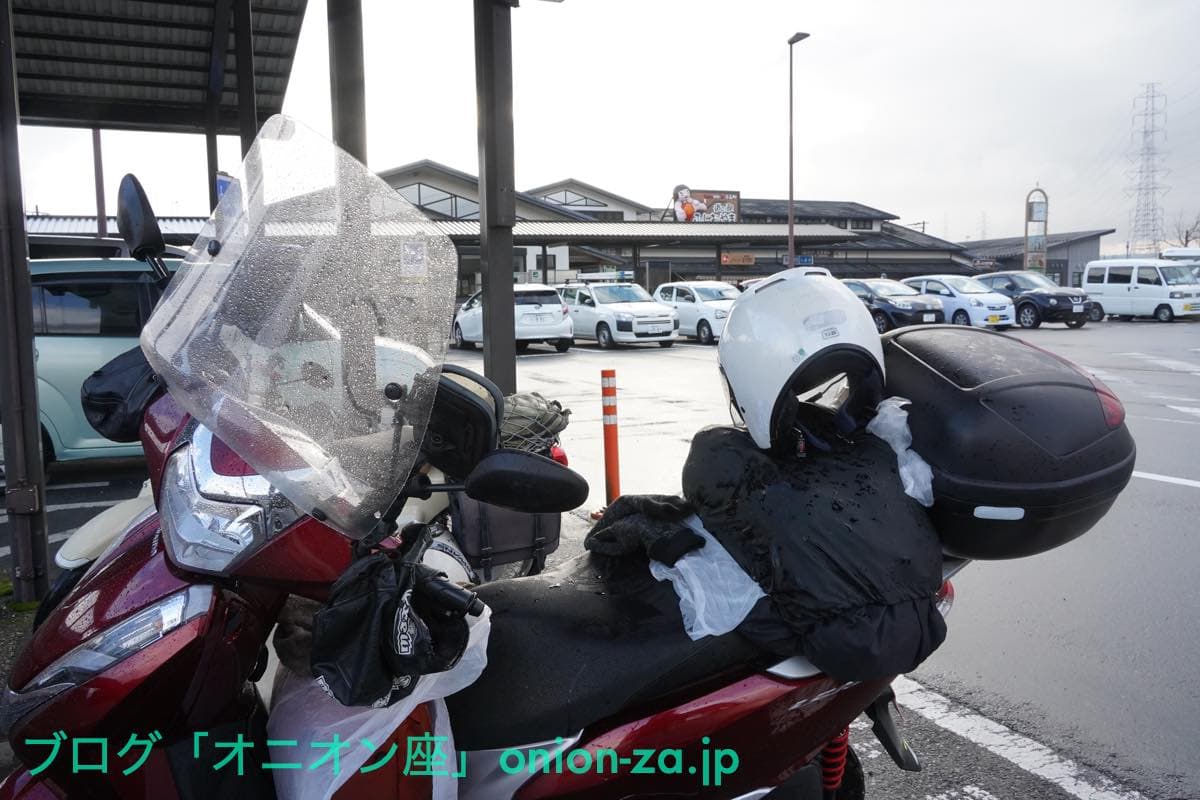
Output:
left=1132, top=470, right=1200, bottom=489
left=1167, top=405, right=1200, bottom=417
left=894, top=677, right=1145, bottom=800
left=1128, top=414, right=1200, bottom=426
left=0, top=529, right=76, bottom=559
left=0, top=500, right=120, bottom=522
left=1114, top=352, right=1200, bottom=375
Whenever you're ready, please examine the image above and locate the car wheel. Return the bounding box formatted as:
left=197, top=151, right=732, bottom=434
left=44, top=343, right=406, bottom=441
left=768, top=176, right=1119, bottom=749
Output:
left=453, top=324, right=474, bottom=350
left=40, top=425, right=55, bottom=463
left=1155, top=304, right=1175, bottom=323
left=1118, top=315, right=1134, bottom=322
left=872, top=311, right=891, bottom=334
left=596, top=323, right=614, bottom=349
left=658, top=340, right=674, bottom=348
left=515, top=341, right=530, bottom=353
left=555, top=338, right=572, bottom=353
left=951, top=310, right=971, bottom=326
left=33, top=564, right=88, bottom=630
left=1017, top=303, right=1041, bottom=329
left=1088, top=304, right=1105, bottom=322
left=1066, top=319, right=1087, bottom=329
left=697, top=320, right=714, bottom=345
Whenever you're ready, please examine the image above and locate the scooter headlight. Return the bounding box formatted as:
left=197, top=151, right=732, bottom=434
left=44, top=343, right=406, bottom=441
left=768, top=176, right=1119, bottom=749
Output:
left=160, top=448, right=266, bottom=574
left=22, top=585, right=213, bottom=692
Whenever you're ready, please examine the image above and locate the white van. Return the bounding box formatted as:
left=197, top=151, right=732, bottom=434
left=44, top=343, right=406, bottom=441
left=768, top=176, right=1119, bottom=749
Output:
left=1160, top=248, right=1200, bottom=283
left=1082, top=259, right=1200, bottom=322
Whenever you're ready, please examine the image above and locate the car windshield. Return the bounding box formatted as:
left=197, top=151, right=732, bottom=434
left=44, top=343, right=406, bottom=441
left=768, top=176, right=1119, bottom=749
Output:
left=1012, top=272, right=1059, bottom=290
left=865, top=279, right=918, bottom=297
left=141, top=115, right=458, bottom=540
left=1160, top=266, right=1195, bottom=286
left=695, top=285, right=739, bottom=301
left=943, top=276, right=990, bottom=294
left=515, top=290, right=561, bottom=305
left=594, top=284, right=654, bottom=303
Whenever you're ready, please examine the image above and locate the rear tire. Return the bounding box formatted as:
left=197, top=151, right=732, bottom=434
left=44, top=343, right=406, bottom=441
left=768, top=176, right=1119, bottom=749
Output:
left=1155, top=304, right=1175, bottom=322
left=1066, top=319, right=1087, bottom=328
left=872, top=311, right=891, bottom=334
left=453, top=325, right=474, bottom=350
left=1088, top=304, right=1105, bottom=322
left=833, top=745, right=865, bottom=800
left=596, top=323, right=614, bottom=349
left=555, top=338, right=572, bottom=353
left=1017, top=303, right=1041, bottom=329
left=40, top=425, right=55, bottom=464
left=951, top=310, right=971, bottom=326
left=697, top=319, right=715, bottom=345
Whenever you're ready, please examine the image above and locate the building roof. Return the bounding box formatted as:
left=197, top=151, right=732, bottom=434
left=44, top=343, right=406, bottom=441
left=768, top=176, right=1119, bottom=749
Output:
left=26, top=215, right=207, bottom=237
left=377, top=160, right=595, bottom=222
left=957, top=229, right=1117, bottom=259
left=435, top=220, right=856, bottom=246
left=739, top=198, right=899, bottom=221
left=836, top=223, right=967, bottom=253
left=522, top=178, right=655, bottom=213
left=13, top=0, right=307, bottom=133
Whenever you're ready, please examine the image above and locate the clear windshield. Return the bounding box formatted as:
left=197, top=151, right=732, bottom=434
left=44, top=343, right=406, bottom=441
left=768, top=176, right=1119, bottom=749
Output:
left=1160, top=266, right=1195, bottom=286
left=594, top=284, right=654, bottom=304
left=1013, top=272, right=1059, bottom=290
left=943, top=276, right=990, bottom=294
left=140, top=116, right=458, bottom=539
left=696, top=285, right=739, bottom=301
left=865, top=279, right=918, bottom=297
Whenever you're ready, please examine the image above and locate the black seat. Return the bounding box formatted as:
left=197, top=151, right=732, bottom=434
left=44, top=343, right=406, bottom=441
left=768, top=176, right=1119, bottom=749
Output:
left=445, top=552, right=768, bottom=750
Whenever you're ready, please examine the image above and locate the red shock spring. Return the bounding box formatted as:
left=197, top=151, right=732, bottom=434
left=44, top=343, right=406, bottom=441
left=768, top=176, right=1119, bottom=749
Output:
left=821, top=727, right=850, bottom=793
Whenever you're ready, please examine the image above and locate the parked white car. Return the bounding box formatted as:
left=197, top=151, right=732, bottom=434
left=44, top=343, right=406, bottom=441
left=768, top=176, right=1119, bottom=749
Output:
left=556, top=282, right=678, bottom=348
left=901, top=274, right=1015, bottom=328
left=1082, top=259, right=1200, bottom=322
left=654, top=280, right=739, bottom=344
left=453, top=283, right=574, bottom=352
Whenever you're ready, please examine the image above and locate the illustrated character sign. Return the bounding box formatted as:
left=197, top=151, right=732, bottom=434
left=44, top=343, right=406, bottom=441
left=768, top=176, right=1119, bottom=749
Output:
left=673, top=185, right=708, bottom=222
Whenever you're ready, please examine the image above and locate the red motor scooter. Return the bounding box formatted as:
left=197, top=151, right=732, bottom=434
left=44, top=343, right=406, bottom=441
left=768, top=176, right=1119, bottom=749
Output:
left=2, top=117, right=1113, bottom=800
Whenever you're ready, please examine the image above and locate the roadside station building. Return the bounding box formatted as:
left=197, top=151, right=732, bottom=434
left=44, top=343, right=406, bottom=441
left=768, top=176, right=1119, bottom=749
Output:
left=958, top=229, right=1116, bottom=287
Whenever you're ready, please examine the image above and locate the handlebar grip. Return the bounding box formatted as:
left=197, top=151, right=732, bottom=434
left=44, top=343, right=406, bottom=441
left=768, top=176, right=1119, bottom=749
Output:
left=414, top=564, right=485, bottom=617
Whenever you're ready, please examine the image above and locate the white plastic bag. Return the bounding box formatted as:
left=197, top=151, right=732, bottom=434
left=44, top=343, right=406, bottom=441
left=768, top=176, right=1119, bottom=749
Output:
left=268, top=607, right=490, bottom=800
left=649, top=515, right=765, bottom=640
left=866, top=397, right=934, bottom=507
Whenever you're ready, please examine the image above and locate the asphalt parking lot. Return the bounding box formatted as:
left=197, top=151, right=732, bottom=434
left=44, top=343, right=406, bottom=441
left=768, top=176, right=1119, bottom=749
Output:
left=2, top=317, right=1198, bottom=799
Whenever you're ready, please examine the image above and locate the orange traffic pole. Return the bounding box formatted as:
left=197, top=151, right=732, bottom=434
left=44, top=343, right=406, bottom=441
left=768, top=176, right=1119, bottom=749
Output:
left=601, top=369, right=620, bottom=503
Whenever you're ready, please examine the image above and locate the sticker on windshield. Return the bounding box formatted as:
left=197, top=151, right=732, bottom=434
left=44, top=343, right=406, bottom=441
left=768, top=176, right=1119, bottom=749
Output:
left=401, top=240, right=427, bottom=276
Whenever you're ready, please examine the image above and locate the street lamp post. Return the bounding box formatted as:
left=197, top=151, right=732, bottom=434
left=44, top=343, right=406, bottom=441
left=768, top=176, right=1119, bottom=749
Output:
left=787, top=31, right=809, bottom=271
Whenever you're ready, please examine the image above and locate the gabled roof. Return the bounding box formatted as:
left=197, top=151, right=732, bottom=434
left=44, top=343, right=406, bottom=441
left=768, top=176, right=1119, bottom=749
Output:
left=523, top=178, right=654, bottom=213
left=958, top=229, right=1117, bottom=259
left=837, top=223, right=967, bottom=253
left=13, top=0, right=307, bottom=133
left=739, top=199, right=899, bottom=221
left=376, top=160, right=594, bottom=222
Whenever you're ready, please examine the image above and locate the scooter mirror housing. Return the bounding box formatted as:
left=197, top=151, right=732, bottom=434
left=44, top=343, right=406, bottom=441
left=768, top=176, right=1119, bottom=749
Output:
left=116, top=174, right=167, bottom=263
left=464, top=449, right=588, bottom=513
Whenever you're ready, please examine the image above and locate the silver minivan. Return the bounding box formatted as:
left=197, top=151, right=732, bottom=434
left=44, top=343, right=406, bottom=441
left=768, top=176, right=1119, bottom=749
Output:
left=1082, top=259, right=1200, bottom=322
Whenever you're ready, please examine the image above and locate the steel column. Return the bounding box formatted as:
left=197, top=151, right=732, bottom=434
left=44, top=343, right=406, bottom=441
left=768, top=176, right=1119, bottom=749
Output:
left=234, top=0, right=258, bottom=156
left=474, top=0, right=516, bottom=394
left=327, top=0, right=366, bottom=164
left=715, top=242, right=722, bottom=282
left=92, top=128, right=106, bottom=237
left=0, top=0, right=49, bottom=601
left=205, top=0, right=232, bottom=209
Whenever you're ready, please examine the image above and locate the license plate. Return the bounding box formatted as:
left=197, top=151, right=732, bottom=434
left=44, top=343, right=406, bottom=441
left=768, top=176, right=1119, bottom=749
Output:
left=648, top=326, right=665, bottom=334
left=922, top=313, right=935, bottom=322
left=527, top=314, right=551, bottom=323
left=1072, top=304, right=1083, bottom=313
left=987, top=315, right=1000, bottom=323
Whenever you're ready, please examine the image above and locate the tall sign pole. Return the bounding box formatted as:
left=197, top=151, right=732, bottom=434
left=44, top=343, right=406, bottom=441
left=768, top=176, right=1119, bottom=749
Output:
left=1024, top=187, right=1049, bottom=276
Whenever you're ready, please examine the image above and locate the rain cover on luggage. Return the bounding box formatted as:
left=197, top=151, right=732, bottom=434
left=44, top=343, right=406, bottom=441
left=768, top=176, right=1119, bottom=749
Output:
left=140, top=116, right=458, bottom=539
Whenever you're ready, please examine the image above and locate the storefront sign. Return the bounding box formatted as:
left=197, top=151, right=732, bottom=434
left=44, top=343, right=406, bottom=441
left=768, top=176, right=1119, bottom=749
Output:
left=721, top=253, right=756, bottom=266
left=670, top=185, right=740, bottom=222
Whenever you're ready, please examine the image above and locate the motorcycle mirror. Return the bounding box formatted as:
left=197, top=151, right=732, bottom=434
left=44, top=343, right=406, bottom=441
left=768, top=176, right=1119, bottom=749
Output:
left=117, top=174, right=167, bottom=263
left=464, top=449, right=589, bottom=513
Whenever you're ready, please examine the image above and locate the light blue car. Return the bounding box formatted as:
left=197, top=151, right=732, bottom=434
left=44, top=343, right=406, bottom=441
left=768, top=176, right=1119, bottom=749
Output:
left=27, top=259, right=176, bottom=462
left=902, top=274, right=1015, bottom=329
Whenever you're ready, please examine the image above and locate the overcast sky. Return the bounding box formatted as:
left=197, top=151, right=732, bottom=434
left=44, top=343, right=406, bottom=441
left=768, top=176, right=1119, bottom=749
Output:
left=17, top=0, right=1200, bottom=253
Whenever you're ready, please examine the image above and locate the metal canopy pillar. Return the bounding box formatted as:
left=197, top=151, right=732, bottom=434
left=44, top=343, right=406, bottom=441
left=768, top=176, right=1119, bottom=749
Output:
left=234, top=0, right=258, bottom=156
left=327, top=0, right=367, bottom=164
left=92, top=128, right=106, bottom=237
left=205, top=0, right=233, bottom=209
left=0, top=0, right=49, bottom=602
left=474, top=0, right=516, bottom=394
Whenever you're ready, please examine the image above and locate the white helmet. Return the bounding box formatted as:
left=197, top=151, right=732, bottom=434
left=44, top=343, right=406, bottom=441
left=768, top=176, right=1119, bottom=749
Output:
left=717, top=270, right=885, bottom=451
